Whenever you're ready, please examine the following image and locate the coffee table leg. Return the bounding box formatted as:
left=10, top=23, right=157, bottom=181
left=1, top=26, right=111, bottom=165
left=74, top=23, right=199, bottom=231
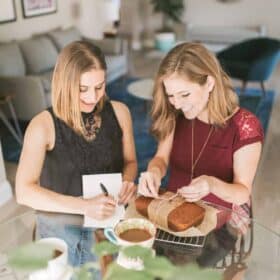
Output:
left=0, top=109, right=22, bottom=145
left=7, top=99, right=23, bottom=142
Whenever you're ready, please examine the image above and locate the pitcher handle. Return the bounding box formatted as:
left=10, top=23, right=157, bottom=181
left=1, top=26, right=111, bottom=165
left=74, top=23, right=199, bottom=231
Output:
left=104, top=227, right=118, bottom=245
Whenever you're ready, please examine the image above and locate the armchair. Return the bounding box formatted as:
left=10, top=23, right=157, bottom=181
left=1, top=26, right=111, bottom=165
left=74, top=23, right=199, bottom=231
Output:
left=217, top=37, right=280, bottom=97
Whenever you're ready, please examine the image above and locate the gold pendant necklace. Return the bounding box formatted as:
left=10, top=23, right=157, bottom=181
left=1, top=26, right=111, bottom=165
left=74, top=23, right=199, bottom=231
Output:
left=190, top=120, right=214, bottom=180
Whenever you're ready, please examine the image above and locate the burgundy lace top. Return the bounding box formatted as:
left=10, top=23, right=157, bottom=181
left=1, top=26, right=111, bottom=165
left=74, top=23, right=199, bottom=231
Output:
left=167, top=108, right=264, bottom=209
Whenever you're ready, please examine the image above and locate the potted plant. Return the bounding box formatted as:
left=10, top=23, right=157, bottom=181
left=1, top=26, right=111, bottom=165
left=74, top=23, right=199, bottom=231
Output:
left=8, top=240, right=221, bottom=280
left=150, top=0, right=185, bottom=52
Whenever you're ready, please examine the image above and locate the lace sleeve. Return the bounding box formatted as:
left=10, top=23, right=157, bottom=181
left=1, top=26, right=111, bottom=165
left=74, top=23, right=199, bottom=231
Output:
left=233, top=109, right=264, bottom=152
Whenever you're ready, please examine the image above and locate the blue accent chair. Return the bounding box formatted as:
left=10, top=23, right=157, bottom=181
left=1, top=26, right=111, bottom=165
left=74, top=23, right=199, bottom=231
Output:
left=217, top=38, right=280, bottom=97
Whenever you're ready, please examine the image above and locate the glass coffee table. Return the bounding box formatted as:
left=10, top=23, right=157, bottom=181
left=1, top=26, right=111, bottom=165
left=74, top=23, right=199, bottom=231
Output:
left=0, top=207, right=279, bottom=279
left=127, top=79, right=154, bottom=101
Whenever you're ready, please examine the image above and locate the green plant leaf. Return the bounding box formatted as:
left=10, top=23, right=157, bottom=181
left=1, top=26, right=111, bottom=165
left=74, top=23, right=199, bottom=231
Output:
left=72, top=262, right=101, bottom=280
left=73, top=266, right=93, bottom=280
left=143, top=256, right=176, bottom=279
left=104, top=263, right=153, bottom=280
left=81, top=261, right=100, bottom=271
left=121, top=245, right=154, bottom=260
left=92, top=241, right=119, bottom=257
left=150, top=0, right=184, bottom=23
left=172, top=264, right=222, bottom=280
left=8, top=243, right=53, bottom=270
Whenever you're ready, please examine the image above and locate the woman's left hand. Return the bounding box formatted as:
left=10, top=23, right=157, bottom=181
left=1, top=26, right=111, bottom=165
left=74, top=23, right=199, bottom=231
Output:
left=178, top=175, right=211, bottom=202
left=118, top=181, right=137, bottom=205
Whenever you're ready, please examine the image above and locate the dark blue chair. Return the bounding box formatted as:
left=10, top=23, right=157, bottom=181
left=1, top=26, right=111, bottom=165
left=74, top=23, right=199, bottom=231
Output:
left=217, top=37, right=280, bottom=97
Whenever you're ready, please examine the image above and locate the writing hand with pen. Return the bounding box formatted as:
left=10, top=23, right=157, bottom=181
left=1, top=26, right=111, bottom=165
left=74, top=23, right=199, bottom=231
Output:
left=83, top=183, right=117, bottom=220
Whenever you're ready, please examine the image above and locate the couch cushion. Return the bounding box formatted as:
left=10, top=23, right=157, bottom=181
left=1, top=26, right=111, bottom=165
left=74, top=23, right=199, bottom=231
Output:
left=19, top=36, right=58, bottom=74
left=48, top=27, right=82, bottom=50
left=38, top=70, right=53, bottom=92
left=89, top=38, right=122, bottom=55
left=0, top=42, right=26, bottom=77
left=45, top=91, right=52, bottom=107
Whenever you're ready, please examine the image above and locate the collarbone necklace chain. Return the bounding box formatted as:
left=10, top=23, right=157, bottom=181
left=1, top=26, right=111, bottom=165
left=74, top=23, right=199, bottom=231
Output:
left=190, top=119, right=214, bottom=181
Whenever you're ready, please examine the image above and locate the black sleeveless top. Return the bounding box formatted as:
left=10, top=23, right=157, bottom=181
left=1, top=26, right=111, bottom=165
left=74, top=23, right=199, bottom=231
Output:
left=40, top=101, right=124, bottom=196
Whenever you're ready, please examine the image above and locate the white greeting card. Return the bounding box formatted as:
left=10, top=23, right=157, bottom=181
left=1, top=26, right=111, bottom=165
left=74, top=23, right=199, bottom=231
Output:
left=82, top=173, right=125, bottom=228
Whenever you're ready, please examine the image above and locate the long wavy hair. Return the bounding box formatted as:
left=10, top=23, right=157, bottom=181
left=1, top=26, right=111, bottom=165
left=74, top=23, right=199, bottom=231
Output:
left=151, top=42, right=238, bottom=141
left=52, top=41, right=107, bottom=138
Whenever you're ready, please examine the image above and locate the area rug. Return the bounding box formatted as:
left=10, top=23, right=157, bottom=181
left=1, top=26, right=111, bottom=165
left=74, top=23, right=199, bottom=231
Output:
left=0, top=78, right=275, bottom=172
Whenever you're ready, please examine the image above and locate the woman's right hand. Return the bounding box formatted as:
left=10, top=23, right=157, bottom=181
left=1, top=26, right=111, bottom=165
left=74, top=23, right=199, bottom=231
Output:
left=83, top=194, right=117, bottom=220
left=138, top=170, right=161, bottom=198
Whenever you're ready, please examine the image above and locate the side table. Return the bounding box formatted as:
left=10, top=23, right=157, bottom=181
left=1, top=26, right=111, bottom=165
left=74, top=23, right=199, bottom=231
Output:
left=127, top=79, right=154, bottom=101
left=127, top=79, right=154, bottom=114
left=0, top=95, right=23, bottom=145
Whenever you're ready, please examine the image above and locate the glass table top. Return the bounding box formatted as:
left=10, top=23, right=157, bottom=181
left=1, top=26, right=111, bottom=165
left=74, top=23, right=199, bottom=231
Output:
left=0, top=206, right=279, bottom=280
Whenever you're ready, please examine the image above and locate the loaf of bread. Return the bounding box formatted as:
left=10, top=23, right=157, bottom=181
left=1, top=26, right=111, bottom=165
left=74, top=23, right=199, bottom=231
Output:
left=135, top=195, right=205, bottom=232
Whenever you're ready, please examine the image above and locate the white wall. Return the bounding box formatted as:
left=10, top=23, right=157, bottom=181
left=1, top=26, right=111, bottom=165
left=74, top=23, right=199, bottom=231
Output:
left=77, top=0, right=121, bottom=39
left=0, top=0, right=279, bottom=44
left=184, top=0, right=280, bottom=38
left=0, top=0, right=80, bottom=41
left=0, top=0, right=121, bottom=41
left=76, top=0, right=105, bottom=39
left=120, top=0, right=280, bottom=49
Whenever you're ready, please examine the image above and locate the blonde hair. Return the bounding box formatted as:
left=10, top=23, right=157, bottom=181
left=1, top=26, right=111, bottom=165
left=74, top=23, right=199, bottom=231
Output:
left=52, top=41, right=107, bottom=138
left=151, top=42, right=238, bottom=141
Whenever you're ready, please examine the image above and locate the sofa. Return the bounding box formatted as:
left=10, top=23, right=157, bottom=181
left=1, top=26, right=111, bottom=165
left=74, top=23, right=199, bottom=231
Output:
left=185, top=23, right=266, bottom=52
left=0, top=27, right=128, bottom=121
left=186, top=23, right=266, bottom=44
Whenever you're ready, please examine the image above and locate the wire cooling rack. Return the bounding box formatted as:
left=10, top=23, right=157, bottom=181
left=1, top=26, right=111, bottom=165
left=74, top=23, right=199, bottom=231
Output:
left=155, top=229, right=206, bottom=248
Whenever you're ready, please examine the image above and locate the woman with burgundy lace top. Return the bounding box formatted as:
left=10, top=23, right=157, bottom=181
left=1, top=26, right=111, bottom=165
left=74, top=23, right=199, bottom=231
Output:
left=15, top=41, right=137, bottom=268
left=138, top=42, right=263, bottom=231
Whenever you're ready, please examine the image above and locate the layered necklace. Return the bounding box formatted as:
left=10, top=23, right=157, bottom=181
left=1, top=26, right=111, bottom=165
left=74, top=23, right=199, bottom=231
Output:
left=190, top=119, right=214, bottom=181
left=82, top=109, right=102, bottom=141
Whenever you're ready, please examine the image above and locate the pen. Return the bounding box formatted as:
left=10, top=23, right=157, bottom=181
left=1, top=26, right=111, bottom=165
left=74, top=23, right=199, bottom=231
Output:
left=100, top=182, right=109, bottom=196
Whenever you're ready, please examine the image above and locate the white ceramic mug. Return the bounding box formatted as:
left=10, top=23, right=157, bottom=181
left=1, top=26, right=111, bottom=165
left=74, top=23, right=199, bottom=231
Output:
left=104, top=218, right=156, bottom=248
left=104, top=218, right=157, bottom=270
left=29, top=237, right=71, bottom=280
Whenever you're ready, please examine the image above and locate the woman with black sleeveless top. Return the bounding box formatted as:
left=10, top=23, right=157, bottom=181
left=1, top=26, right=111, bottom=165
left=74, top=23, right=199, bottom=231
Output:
left=15, top=41, right=137, bottom=269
